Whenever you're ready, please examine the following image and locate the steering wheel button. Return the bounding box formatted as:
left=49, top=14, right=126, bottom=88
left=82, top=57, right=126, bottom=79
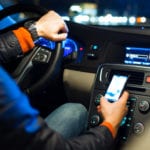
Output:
left=133, top=123, right=144, bottom=135
left=33, top=52, right=48, bottom=63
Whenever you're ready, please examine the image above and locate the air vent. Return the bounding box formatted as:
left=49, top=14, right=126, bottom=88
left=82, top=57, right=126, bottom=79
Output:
left=109, top=70, right=144, bottom=85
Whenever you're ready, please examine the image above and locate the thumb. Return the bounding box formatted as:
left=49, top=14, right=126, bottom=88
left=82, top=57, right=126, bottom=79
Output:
left=100, top=96, right=109, bottom=106
left=119, top=91, right=129, bottom=104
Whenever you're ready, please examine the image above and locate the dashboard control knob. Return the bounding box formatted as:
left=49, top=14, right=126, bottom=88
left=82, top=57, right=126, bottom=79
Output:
left=133, top=122, right=144, bottom=135
left=90, top=114, right=101, bottom=127
left=138, top=100, right=150, bottom=112
left=94, top=93, right=103, bottom=106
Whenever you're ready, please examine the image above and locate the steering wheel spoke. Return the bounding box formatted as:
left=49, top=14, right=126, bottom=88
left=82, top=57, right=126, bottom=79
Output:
left=13, top=42, right=63, bottom=96
left=32, top=46, right=52, bottom=64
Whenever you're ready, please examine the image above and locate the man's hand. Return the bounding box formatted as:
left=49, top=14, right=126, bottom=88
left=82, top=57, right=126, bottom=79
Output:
left=35, top=10, right=68, bottom=41
left=97, top=91, right=129, bottom=137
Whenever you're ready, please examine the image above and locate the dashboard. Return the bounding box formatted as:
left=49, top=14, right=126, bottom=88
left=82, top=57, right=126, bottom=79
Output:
left=34, top=23, right=150, bottom=73
left=62, top=22, right=150, bottom=150
left=66, top=23, right=150, bottom=72
left=34, top=35, right=150, bottom=70
left=34, top=36, right=85, bottom=64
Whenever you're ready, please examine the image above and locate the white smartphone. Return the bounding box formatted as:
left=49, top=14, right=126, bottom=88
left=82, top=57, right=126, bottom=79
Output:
left=105, top=74, right=129, bottom=102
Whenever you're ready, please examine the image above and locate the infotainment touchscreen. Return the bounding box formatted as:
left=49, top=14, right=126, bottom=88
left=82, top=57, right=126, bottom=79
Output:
left=124, top=46, right=150, bottom=66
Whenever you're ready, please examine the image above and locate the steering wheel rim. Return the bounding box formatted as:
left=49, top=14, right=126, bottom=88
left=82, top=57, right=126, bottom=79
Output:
left=0, top=4, right=64, bottom=96
left=13, top=42, right=63, bottom=96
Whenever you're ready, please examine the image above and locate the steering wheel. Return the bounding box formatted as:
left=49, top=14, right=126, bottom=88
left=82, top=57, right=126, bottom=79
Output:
left=0, top=4, right=64, bottom=96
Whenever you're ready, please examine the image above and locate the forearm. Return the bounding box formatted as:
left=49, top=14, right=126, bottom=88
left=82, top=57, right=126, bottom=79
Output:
left=0, top=116, right=114, bottom=150
left=12, top=27, right=35, bottom=53
left=0, top=27, right=34, bottom=64
left=0, top=95, right=114, bottom=150
left=66, top=126, right=114, bottom=150
left=0, top=97, right=114, bottom=150
left=0, top=30, right=22, bottom=63
left=29, top=122, right=114, bottom=150
left=100, top=121, right=117, bottom=138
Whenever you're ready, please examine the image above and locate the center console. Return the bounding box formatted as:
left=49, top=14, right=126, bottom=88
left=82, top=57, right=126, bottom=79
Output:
left=88, top=63, right=150, bottom=149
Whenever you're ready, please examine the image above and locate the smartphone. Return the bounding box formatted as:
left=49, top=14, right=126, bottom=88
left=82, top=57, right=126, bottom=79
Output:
left=105, top=74, right=129, bottom=102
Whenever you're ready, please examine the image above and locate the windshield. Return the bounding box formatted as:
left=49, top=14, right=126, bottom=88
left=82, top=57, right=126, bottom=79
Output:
left=1, top=0, right=150, bottom=26
left=39, top=0, right=150, bottom=26
left=44, top=0, right=150, bottom=26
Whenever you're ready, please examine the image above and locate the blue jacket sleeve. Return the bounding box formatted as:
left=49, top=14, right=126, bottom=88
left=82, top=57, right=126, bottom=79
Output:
left=0, top=66, right=40, bottom=132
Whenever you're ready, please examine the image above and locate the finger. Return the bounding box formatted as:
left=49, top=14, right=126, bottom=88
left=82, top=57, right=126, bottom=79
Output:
left=125, top=105, right=128, bottom=112
left=97, top=105, right=101, bottom=112
left=52, top=33, right=68, bottom=41
left=119, top=91, right=129, bottom=104
left=100, top=96, right=109, bottom=106
left=60, top=22, right=69, bottom=33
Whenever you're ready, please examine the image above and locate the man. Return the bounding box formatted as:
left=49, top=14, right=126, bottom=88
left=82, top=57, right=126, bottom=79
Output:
left=0, top=10, right=129, bottom=150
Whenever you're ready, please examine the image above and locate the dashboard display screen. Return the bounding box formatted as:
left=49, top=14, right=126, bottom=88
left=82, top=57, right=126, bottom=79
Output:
left=124, top=46, right=150, bottom=66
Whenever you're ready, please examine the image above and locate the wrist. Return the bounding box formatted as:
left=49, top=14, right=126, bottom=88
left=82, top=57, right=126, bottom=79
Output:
left=100, top=121, right=117, bottom=138
left=24, top=21, right=39, bottom=41
left=12, top=27, right=35, bottom=53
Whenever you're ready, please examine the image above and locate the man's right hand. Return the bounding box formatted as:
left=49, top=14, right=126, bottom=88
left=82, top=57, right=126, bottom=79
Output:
left=97, top=91, right=129, bottom=138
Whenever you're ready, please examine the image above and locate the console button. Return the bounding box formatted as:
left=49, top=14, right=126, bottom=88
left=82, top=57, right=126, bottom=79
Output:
left=90, top=114, right=101, bottom=127
left=94, top=93, right=103, bottom=106
left=133, top=122, right=144, bottom=135
left=33, top=48, right=51, bottom=63
left=120, top=117, right=127, bottom=126
left=138, top=100, right=150, bottom=112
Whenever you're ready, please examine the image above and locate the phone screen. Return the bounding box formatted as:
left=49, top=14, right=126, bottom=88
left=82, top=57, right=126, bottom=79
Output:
left=105, top=74, right=128, bottom=102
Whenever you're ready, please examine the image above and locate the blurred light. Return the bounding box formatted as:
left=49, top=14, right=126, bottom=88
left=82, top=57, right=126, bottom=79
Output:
left=70, top=5, right=82, bottom=13
left=98, top=14, right=128, bottom=25
left=105, top=14, right=112, bottom=22
left=141, top=26, right=145, bottom=30
left=73, top=15, right=90, bottom=23
left=62, top=16, right=70, bottom=21
left=79, top=47, right=84, bottom=51
left=129, top=16, right=136, bottom=24
left=91, top=44, right=99, bottom=50
left=136, top=17, right=147, bottom=23
left=90, top=16, right=97, bottom=24
left=141, top=17, right=147, bottom=23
